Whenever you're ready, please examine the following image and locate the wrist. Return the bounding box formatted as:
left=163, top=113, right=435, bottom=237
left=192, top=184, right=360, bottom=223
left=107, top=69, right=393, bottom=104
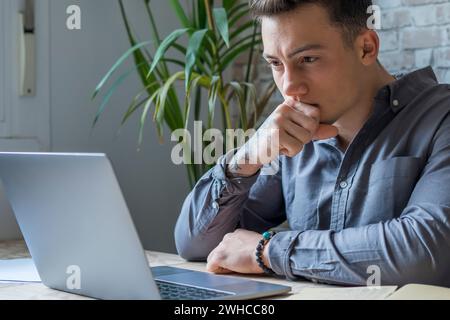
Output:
left=255, top=231, right=276, bottom=275
left=262, top=240, right=271, bottom=268
left=226, top=152, right=262, bottom=178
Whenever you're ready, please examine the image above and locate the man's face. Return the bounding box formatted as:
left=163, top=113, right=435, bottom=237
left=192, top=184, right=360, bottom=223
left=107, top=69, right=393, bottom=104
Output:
left=261, top=4, right=366, bottom=125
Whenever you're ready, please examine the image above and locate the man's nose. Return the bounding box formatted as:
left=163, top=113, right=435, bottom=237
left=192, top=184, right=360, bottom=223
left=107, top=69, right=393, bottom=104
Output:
left=282, top=71, right=308, bottom=99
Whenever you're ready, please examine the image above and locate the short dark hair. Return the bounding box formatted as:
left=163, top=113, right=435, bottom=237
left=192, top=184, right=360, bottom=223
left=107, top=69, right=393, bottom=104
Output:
left=249, top=0, right=373, bottom=47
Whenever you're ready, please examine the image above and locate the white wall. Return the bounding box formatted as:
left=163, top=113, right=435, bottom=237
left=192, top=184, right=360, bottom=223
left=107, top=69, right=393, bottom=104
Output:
left=0, top=0, right=50, bottom=150
left=48, top=0, right=189, bottom=252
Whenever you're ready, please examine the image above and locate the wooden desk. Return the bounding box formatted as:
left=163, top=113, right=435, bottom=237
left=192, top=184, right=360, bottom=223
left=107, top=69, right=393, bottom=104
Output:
left=0, top=240, right=334, bottom=300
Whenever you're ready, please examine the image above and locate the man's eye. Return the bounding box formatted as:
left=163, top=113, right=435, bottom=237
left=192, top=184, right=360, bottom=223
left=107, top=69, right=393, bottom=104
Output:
left=268, top=60, right=282, bottom=68
left=303, top=57, right=318, bottom=63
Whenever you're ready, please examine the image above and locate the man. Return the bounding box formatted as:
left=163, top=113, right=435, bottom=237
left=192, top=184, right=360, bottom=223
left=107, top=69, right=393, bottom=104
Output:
left=174, top=0, right=450, bottom=286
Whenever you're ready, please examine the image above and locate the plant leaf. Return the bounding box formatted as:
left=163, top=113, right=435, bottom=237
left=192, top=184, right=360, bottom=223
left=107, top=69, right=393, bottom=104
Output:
left=223, top=0, right=239, bottom=12
left=208, top=75, right=221, bottom=129
left=93, top=62, right=146, bottom=127
left=228, top=81, right=246, bottom=129
left=228, top=4, right=250, bottom=27
left=197, top=0, right=207, bottom=28
left=161, top=58, right=185, bottom=68
left=229, top=19, right=253, bottom=38
left=92, top=41, right=151, bottom=99
left=248, top=82, right=277, bottom=128
left=138, top=89, right=161, bottom=144
left=221, top=38, right=262, bottom=70
left=148, top=28, right=191, bottom=77
left=227, top=2, right=248, bottom=19
left=121, top=81, right=160, bottom=125
left=213, top=8, right=230, bottom=48
left=154, top=71, right=185, bottom=124
left=184, top=74, right=205, bottom=129
left=185, top=29, right=209, bottom=91
left=168, top=0, right=191, bottom=28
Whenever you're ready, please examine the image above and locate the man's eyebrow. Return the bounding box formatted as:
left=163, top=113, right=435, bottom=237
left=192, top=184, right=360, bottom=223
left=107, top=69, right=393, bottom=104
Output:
left=263, top=44, right=324, bottom=60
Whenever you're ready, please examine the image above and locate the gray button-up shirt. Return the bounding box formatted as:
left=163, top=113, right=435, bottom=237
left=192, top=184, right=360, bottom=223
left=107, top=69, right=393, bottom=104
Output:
left=174, top=67, right=450, bottom=286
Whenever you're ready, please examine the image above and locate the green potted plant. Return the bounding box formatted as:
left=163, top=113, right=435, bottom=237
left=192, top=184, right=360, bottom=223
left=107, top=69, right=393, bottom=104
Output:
left=92, top=0, right=276, bottom=188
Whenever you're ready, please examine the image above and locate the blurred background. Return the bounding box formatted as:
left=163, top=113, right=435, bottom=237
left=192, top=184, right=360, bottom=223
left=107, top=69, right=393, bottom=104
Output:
left=0, top=0, right=449, bottom=253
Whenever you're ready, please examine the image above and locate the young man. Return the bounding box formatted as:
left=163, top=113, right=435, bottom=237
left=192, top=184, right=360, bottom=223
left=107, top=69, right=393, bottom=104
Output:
left=174, top=0, right=450, bottom=286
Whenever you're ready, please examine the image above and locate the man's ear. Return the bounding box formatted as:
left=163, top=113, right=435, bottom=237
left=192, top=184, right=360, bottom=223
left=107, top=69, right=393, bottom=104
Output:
left=355, top=30, right=380, bottom=66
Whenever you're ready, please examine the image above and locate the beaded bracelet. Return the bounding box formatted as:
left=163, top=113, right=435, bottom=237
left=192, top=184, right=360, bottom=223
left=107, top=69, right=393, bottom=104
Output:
left=255, top=231, right=276, bottom=275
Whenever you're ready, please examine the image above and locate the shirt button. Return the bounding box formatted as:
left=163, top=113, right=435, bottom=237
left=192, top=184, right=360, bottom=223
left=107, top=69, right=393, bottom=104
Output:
left=212, top=201, right=219, bottom=210
left=339, top=181, right=348, bottom=189
left=392, top=99, right=399, bottom=107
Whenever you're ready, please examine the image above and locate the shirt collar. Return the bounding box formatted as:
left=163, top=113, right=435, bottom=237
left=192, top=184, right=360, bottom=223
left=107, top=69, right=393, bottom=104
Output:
left=316, top=67, right=439, bottom=147
left=383, top=66, right=439, bottom=113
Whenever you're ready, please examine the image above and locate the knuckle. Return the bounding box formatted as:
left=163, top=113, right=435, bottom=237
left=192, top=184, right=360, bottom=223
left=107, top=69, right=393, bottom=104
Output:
left=214, top=250, right=226, bottom=261
left=223, top=232, right=233, bottom=241
left=208, top=250, right=221, bottom=263
left=272, top=114, right=285, bottom=127
left=300, top=118, right=318, bottom=138
left=310, top=120, right=320, bottom=132
left=308, top=108, right=320, bottom=120
left=277, top=103, right=291, bottom=114
left=302, top=129, right=313, bottom=143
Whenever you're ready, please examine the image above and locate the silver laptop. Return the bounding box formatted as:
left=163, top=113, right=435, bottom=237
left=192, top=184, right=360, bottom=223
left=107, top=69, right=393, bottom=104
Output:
left=0, top=152, right=291, bottom=300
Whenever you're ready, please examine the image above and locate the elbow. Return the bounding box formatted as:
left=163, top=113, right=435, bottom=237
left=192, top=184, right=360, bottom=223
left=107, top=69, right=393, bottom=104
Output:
left=173, top=195, right=207, bottom=261
left=383, top=256, right=450, bottom=287
left=174, top=219, right=211, bottom=262
left=174, top=220, right=195, bottom=261
left=174, top=232, right=200, bottom=261
left=174, top=235, right=210, bottom=262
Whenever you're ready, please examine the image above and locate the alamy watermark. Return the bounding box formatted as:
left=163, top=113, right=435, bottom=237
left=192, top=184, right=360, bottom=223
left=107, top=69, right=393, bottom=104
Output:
left=66, top=265, right=81, bottom=290
left=367, top=5, right=381, bottom=30
left=171, top=121, right=281, bottom=175
left=66, top=5, right=81, bottom=30
left=366, top=265, right=382, bottom=288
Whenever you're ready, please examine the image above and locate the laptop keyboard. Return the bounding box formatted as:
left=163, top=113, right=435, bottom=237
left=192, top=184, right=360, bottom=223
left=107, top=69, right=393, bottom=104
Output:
left=156, top=280, right=234, bottom=300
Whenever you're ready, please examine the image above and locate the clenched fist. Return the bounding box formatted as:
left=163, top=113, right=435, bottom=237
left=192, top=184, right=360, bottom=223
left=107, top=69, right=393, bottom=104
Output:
left=228, top=98, right=338, bottom=177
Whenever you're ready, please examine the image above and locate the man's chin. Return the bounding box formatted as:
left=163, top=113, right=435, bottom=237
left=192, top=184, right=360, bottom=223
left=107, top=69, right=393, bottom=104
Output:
left=319, top=112, right=342, bottom=126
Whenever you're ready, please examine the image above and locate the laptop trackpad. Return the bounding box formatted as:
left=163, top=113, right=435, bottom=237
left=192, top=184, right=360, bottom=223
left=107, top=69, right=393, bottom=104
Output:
left=151, top=266, right=252, bottom=290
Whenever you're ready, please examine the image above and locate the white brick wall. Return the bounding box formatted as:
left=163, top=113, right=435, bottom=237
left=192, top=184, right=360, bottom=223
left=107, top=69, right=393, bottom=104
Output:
left=374, top=0, right=450, bottom=82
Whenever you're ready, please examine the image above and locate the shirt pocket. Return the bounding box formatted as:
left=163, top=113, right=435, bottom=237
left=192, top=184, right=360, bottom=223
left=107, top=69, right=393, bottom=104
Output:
left=368, top=156, right=422, bottom=185
left=288, top=178, right=321, bottom=231
left=355, top=156, right=422, bottom=223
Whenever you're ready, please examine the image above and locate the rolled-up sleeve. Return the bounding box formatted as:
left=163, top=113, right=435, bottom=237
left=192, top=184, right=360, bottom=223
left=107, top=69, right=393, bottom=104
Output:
left=174, top=150, right=286, bottom=261
left=268, top=114, right=450, bottom=286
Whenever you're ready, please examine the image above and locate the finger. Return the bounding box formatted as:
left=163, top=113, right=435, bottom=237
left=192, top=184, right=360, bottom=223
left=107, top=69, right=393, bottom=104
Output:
left=273, top=104, right=317, bottom=139
left=282, top=119, right=312, bottom=144
left=280, top=148, right=289, bottom=156
left=212, top=267, right=234, bottom=274
left=313, top=124, right=339, bottom=140
left=286, top=109, right=319, bottom=135
left=206, top=257, right=221, bottom=273
left=283, top=97, right=297, bottom=109
left=206, top=257, right=233, bottom=274
left=293, top=102, right=320, bottom=122
left=279, top=130, right=304, bottom=157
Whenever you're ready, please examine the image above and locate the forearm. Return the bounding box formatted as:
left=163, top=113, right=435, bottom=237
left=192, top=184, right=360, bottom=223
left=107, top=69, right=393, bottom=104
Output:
left=174, top=151, right=261, bottom=261
left=226, top=146, right=262, bottom=178
left=267, top=206, right=450, bottom=286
